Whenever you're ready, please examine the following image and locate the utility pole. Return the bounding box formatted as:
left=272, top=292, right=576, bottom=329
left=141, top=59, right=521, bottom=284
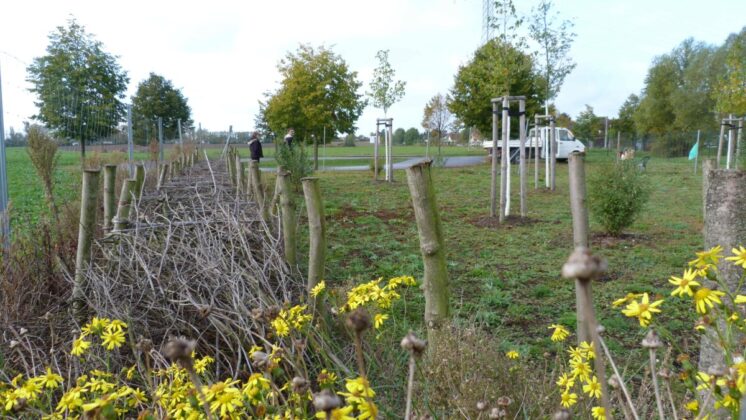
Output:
left=0, top=63, right=9, bottom=251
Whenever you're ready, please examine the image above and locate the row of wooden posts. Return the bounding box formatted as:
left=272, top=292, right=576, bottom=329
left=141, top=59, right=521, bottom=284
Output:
left=71, top=151, right=200, bottom=315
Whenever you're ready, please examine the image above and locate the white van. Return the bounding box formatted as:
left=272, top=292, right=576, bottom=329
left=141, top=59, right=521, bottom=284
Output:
left=482, top=127, right=586, bottom=161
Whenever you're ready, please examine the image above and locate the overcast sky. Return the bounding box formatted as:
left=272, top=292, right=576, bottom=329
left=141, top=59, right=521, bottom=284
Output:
left=1, top=0, right=744, bottom=136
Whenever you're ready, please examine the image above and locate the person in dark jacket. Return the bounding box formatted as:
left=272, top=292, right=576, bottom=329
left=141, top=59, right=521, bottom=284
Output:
left=284, top=128, right=295, bottom=148
left=249, top=131, right=263, bottom=162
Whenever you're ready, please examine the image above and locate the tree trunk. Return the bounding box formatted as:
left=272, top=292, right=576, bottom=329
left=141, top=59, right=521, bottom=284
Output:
left=134, top=163, right=145, bottom=201
left=405, top=160, right=449, bottom=344
left=490, top=101, right=499, bottom=218
left=699, top=169, right=746, bottom=402
left=568, top=153, right=590, bottom=343
left=302, top=177, right=326, bottom=293
left=72, top=169, right=100, bottom=318
left=249, top=160, right=268, bottom=220
left=103, top=164, right=117, bottom=231
left=277, top=169, right=297, bottom=268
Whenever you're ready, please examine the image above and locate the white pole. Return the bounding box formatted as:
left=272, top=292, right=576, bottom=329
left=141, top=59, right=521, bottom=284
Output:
left=506, top=115, right=511, bottom=216
left=544, top=128, right=550, bottom=188
left=127, top=104, right=134, bottom=177
left=178, top=118, right=183, bottom=146
left=726, top=114, right=734, bottom=169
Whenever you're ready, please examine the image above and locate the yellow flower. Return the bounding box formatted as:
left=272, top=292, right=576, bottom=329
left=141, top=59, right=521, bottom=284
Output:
left=715, top=394, right=739, bottom=409
left=726, top=246, right=746, bottom=269
left=506, top=350, right=519, bottom=360
left=108, top=319, right=127, bottom=331
left=311, top=281, right=326, bottom=297
left=583, top=376, right=602, bottom=399
left=37, top=367, right=64, bottom=389
left=209, top=387, right=244, bottom=418
left=612, top=293, right=643, bottom=307
left=685, top=400, right=699, bottom=412
left=272, top=318, right=290, bottom=337
left=374, top=313, right=389, bottom=329
left=591, top=406, right=606, bottom=420
left=124, top=365, right=136, bottom=380
left=21, top=379, right=42, bottom=401
left=669, top=269, right=701, bottom=297
left=621, top=293, right=663, bottom=327
left=56, top=387, right=84, bottom=412
left=315, top=405, right=354, bottom=420
left=694, top=288, right=725, bottom=314
left=82, top=316, right=111, bottom=336
left=71, top=336, right=91, bottom=356
left=101, top=328, right=126, bottom=350
left=549, top=324, right=570, bottom=342
left=4, top=389, right=22, bottom=411
left=690, top=246, right=724, bottom=268
left=318, top=369, right=338, bottom=387
left=556, top=373, right=574, bottom=389
left=570, top=359, right=592, bottom=381
left=194, top=355, right=215, bottom=375
left=736, top=295, right=746, bottom=304
left=567, top=346, right=584, bottom=362
left=560, top=390, right=577, bottom=408
left=339, top=377, right=375, bottom=402
left=580, top=341, right=595, bottom=360
left=357, top=399, right=379, bottom=420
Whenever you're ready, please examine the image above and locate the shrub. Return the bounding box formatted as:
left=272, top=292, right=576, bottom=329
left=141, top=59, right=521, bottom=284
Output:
left=275, top=142, right=314, bottom=189
left=343, top=133, right=357, bottom=147
left=26, top=126, right=59, bottom=221
left=588, top=160, right=650, bottom=235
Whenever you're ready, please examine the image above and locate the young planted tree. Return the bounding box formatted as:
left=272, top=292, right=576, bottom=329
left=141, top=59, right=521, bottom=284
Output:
left=528, top=0, right=577, bottom=115
left=421, top=93, right=453, bottom=158
left=26, top=126, right=60, bottom=223
left=27, top=18, right=128, bottom=158
left=367, top=50, right=406, bottom=117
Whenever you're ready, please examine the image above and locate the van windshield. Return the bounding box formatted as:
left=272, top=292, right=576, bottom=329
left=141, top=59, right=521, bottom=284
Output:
left=559, top=130, right=574, bottom=141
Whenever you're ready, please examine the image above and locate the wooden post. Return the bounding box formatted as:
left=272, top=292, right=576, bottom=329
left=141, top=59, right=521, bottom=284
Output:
left=534, top=115, right=539, bottom=190
left=113, top=179, right=137, bottom=232
left=277, top=169, right=297, bottom=267
left=103, top=165, right=117, bottom=231
left=134, top=163, right=145, bottom=200
left=249, top=160, right=268, bottom=220
left=736, top=119, right=743, bottom=171
left=699, top=169, right=746, bottom=383
left=72, top=169, right=101, bottom=316
left=550, top=118, right=557, bottom=191
left=240, top=162, right=248, bottom=197
left=716, top=120, right=726, bottom=167
left=228, top=148, right=236, bottom=186
left=302, top=177, right=326, bottom=293
left=702, top=159, right=715, bottom=223
left=235, top=154, right=243, bottom=194
left=499, top=97, right=509, bottom=222
left=568, top=153, right=590, bottom=343
left=519, top=100, right=527, bottom=218
left=374, top=127, right=380, bottom=181
left=616, top=131, right=621, bottom=163
left=490, top=101, right=499, bottom=218
left=727, top=116, right=736, bottom=170
left=406, top=160, right=449, bottom=344
left=158, top=163, right=169, bottom=190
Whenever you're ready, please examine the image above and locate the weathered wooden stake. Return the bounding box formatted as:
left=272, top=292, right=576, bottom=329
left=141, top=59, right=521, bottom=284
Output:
left=374, top=128, right=380, bottom=181
left=519, top=99, right=527, bottom=218
left=616, top=131, right=621, bottom=163
left=72, top=169, right=101, bottom=317
left=277, top=169, right=297, bottom=268
left=158, top=163, right=169, bottom=190
left=550, top=118, right=557, bottom=191
left=406, top=160, right=450, bottom=344
left=103, top=165, right=117, bottom=231
left=490, top=100, right=499, bottom=218
left=239, top=162, right=248, bottom=197
left=568, top=153, right=590, bottom=343
left=249, top=160, right=268, bottom=220
left=499, top=97, right=509, bottom=222
left=134, top=163, right=145, bottom=200
left=302, top=177, right=326, bottom=294
left=113, top=179, right=137, bottom=232
left=702, top=159, right=715, bottom=223
left=716, top=121, right=726, bottom=167
left=235, top=154, right=243, bottom=194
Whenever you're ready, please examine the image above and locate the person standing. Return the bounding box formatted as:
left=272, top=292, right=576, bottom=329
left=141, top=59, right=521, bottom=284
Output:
left=249, top=131, right=263, bottom=162
left=284, top=128, right=295, bottom=148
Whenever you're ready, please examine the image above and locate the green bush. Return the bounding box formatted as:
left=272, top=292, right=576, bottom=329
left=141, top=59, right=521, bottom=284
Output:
left=343, top=134, right=357, bottom=147
left=588, top=160, right=651, bottom=235
left=275, top=142, right=313, bottom=189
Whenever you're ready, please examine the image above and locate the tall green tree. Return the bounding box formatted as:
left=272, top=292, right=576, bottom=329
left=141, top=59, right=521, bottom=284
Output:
left=27, top=19, right=129, bottom=157
left=367, top=50, right=406, bottom=116
left=404, top=127, right=421, bottom=145
left=449, top=39, right=545, bottom=137
left=573, top=105, right=602, bottom=143
left=617, top=94, right=640, bottom=137
left=264, top=45, right=365, bottom=145
left=714, top=28, right=746, bottom=115
left=528, top=0, right=577, bottom=115
left=131, top=73, right=192, bottom=145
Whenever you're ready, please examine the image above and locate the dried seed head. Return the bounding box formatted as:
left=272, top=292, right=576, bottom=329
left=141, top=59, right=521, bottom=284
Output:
left=476, top=401, right=487, bottom=411
left=312, top=389, right=342, bottom=412
left=19, top=328, right=28, bottom=335
left=346, top=308, right=372, bottom=333
left=658, top=367, right=671, bottom=379
left=400, top=331, right=427, bottom=356
left=251, top=351, right=269, bottom=370
left=608, top=374, right=621, bottom=389
left=292, top=338, right=307, bottom=353
left=496, top=396, right=512, bottom=407
left=561, top=247, right=607, bottom=281
left=552, top=408, right=571, bottom=420
left=196, top=304, right=211, bottom=319
left=137, top=337, right=153, bottom=353
left=291, top=376, right=308, bottom=394
left=641, top=329, right=662, bottom=349
left=164, top=336, right=196, bottom=367
left=488, top=407, right=503, bottom=418
left=251, top=308, right=263, bottom=320
left=9, top=340, right=19, bottom=349
left=264, top=305, right=280, bottom=321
